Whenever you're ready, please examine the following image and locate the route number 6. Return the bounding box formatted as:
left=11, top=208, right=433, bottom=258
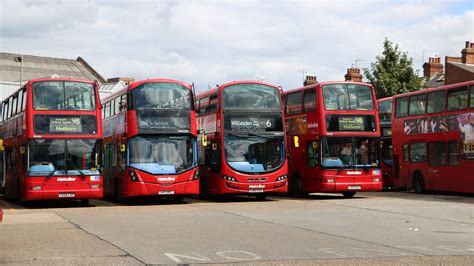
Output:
left=266, top=119, right=272, bottom=127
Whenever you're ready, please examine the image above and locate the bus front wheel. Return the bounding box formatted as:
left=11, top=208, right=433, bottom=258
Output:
left=288, top=175, right=302, bottom=197
left=413, top=173, right=425, bottom=194
left=342, top=191, right=356, bottom=198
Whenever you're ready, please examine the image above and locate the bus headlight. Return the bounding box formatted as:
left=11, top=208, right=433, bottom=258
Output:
left=223, top=175, right=237, bottom=182
left=192, top=169, right=199, bottom=180
left=276, top=175, right=287, bottom=181
left=129, top=170, right=139, bottom=182
left=373, top=178, right=381, bottom=182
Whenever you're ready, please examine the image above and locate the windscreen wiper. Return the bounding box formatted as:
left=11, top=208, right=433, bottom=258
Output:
left=69, top=167, right=87, bottom=179
left=248, top=132, right=282, bottom=139
left=46, top=170, right=57, bottom=179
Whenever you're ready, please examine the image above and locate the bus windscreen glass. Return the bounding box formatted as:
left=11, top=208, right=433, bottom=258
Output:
left=323, top=84, right=374, bottom=111
left=33, top=81, right=95, bottom=110
left=222, top=84, right=281, bottom=111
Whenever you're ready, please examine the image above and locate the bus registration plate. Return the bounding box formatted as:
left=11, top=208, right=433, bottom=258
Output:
left=249, top=189, right=264, bottom=193
left=348, top=186, right=361, bottom=190
left=58, top=192, right=75, bottom=198
left=159, top=190, right=175, bottom=195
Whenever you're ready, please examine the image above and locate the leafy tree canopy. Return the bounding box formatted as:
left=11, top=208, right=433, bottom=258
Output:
left=364, top=38, right=423, bottom=99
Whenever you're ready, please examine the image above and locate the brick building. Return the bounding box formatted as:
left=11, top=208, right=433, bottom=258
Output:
left=423, top=41, right=474, bottom=87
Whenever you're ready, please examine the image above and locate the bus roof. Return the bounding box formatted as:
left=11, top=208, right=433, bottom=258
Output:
left=392, top=80, right=474, bottom=100
left=101, top=78, right=192, bottom=103
left=196, top=80, right=280, bottom=99
left=283, top=80, right=372, bottom=95
left=27, top=77, right=95, bottom=85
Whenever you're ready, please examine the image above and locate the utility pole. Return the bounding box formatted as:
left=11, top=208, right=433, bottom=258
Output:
left=14, top=55, right=23, bottom=86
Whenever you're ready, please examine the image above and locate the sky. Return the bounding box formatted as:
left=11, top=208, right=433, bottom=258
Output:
left=0, top=0, right=473, bottom=92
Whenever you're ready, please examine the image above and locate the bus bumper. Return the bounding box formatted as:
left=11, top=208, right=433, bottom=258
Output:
left=122, top=179, right=200, bottom=197
left=21, top=176, right=103, bottom=201
left=220, top=180, right=288, bottom=194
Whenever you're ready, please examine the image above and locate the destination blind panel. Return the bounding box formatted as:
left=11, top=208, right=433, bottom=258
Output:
left=223, top=113, right=283, bottom=132
left=34, top=115, right=98, bottom=135
left=326, top=115, right=377, bottom=132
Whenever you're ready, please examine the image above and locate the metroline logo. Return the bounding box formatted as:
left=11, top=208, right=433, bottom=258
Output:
left=249, top=184, right=265, bottom=189
left=346, top=171, right=362, bottom=175
left=157, top=177, right=175, bottom=182
left=57, top=177, right=76, bottom=182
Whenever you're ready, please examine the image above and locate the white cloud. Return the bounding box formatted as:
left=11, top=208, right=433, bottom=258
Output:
left=0, top=0, right=472, bottom=91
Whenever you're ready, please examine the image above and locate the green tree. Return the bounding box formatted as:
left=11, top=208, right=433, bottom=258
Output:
left=364, top=38, right=423, bottom=99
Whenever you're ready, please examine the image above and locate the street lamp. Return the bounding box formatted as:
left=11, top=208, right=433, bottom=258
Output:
left=14, top=56, right=23, bottom=86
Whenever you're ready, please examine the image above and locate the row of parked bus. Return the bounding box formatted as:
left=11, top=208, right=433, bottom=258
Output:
left=0, top=77, right=472, bottom=204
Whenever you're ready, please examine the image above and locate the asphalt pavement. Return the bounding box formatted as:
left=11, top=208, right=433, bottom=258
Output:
left=0, top=192, right=473, bottom=265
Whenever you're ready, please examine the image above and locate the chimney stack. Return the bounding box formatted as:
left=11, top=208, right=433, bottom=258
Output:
left=461, top=41, right=474, bottom=64
left=423, top=57, right=443, bottom=79
left=107, top=77, right=135, bottom=85
left=303, top=75, right=317, bottom=86
left=344, top=67, right=362, bottom=82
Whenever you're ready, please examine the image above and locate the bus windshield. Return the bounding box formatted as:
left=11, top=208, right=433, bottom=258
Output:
left=133, top=82, right=192, bottom=110
left=128, top=135, right=196, bottom=174
left=321, top=137, right=379, bottom=169
left=33, top=81, right=96, bottom=110
left=28, top=139, right=101, bottom=176
left=323, top=84, right=374, bottom=110
left=224, top=134, right=284, bottom=173
left=222, top=84, right=281, bottom=111
left=379, top=99, right=392, bottom=121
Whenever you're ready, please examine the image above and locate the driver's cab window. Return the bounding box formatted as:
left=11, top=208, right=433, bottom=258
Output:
left=307, top=141, right=319, bottom=167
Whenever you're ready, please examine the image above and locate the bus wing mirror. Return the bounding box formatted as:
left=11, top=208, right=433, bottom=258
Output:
left=201, top=134, right=208, bottom=147
left=119, top=101, right=126, bottom=110
left=120, top=144, right=126, bottom=152
left=294, top=136, right=300, bottom=148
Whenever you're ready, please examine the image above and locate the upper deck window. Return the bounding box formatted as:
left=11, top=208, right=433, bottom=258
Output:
left=222, top=84, right=281, bottom=111
left=395, top=97, right=408, bottom=118
left=447, top=86, right=468, bottom=111
left=33, top=81, right=95, bottom=111
left=469, top=85, right=474, bottom=108
left=378, top=99, right=392, bottom=121
left=133, top=82, right=192, bottom=110
left=323, top=84, right=374, bottom=111
left=409, top=94, right=426, bottom=116
left=286, top=92, right=302, bottom=114
left=427, top=90, right=446, bottom=114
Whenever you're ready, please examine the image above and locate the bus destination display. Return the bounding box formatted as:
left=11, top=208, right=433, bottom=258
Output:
left=50, top=117, right=82, bottom=133
left=338, top=116, right=365, bottom=131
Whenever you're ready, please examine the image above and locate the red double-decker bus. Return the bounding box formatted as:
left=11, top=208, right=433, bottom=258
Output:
left=195, top=81, right=288, bottom=199
left=101, top=79, right=199, bottom=201
left=284, top=81, right=382, bottom=198
left=0, top=78, right=103, bottom=204
left=392, top=81, right=474, bottom=193
left=378, top=97, right=394, bottom=188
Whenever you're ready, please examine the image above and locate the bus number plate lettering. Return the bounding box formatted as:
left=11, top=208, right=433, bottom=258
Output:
left=249, top=189, right=264, bottom=193
left=348, top=186, right=361, bottom=190
left=159, top=190, right=175, bottom=195
left=58, top=192, right=75, bottom=198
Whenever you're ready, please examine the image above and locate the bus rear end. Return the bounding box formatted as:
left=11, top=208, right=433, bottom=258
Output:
left=20, top=78, right=103, bottom=203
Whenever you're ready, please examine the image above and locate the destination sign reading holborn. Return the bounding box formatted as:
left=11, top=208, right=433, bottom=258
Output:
left=50, top=117, right=82, bottom=133
left=338, top=116, right=365, bottom=131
